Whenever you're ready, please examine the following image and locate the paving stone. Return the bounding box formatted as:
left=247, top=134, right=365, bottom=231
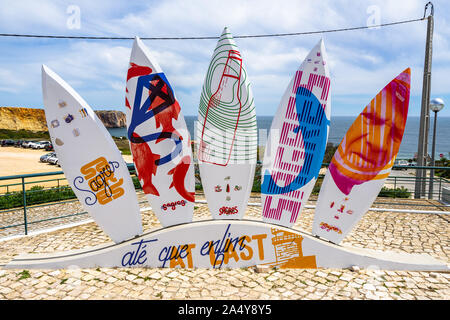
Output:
left=0, top=195, right=448, bottom=300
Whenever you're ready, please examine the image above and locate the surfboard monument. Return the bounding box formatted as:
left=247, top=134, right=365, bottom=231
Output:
left=41, top=65, right=143, bottom=243
left=312, top=68, right=411, bottom=244
left=125, top=37, right=195, bottom=227
left=261, top=39, right=331, bottom=228
left=197, top=27, right=257, bottom=220
left=6, top=39, right=448, bottom=272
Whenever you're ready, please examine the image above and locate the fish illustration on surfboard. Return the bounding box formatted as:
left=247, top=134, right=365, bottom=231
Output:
left=261, top=39, right=331, bottom=227
left=125, top=37, right=195, bottom=227
left=197, top=27, right=257, bottom=220
left=42, top=65, right=143, bottom=243
left=312, top=68, right=411, bottom=244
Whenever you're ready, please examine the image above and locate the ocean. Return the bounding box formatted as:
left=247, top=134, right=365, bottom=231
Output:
left=108, top=116, right=450, bottom=160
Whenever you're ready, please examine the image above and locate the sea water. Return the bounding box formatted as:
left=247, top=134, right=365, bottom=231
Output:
left=108, top=116, right=450, bottom=160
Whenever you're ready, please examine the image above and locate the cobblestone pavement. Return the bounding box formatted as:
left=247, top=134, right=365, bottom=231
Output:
left=0, top=193, right=449, bottom=300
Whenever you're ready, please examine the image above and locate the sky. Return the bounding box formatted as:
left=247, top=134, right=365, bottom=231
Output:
left=0, top=0, right=449, bottom=117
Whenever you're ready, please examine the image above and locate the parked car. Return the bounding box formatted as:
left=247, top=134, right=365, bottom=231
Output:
left=394, top=159, right=409, bottom=170
left=29, top=141, right=40, bottom=149
left=21, top=141, right=33, bottom=148
left=14, top=140, right=24, bottom=147
left=45, top=143, right=54, bottom=151
left=29, top=141, right=50, bottom=149
left=40, top=152, right=56, bottom=163
left=39, top=141, right=51, bottom=149
left=1, top=139, right=15, bottom=146
left=47, top=155, right=59, bottom=165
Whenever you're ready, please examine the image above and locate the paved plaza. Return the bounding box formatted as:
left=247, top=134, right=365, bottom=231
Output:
left=0, top=193, right=449, bottom=300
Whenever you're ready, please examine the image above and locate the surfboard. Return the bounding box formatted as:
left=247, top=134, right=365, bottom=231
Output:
left=197, top=27, right=257, bottom=220
left=312, top=68, right=411, bottom=244
left=41, top=65, right=143, bottom=243
left=261, top=39, right=331, bottom=227
left=125, top=37, right=195, bottom=227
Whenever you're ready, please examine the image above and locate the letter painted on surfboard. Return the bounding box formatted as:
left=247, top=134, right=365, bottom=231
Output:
left=125, top=37, right=195, bottom=227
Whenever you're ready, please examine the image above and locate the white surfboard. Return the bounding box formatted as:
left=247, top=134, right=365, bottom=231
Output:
left=261, top=39, right=331, bottom=227
left=312, top=68, right=411, bottom=244
left=125, top=37, right=195, bottom=227
left=197, top=27, right=257, bottom=220
left=42, top=65, right=143, bottom=243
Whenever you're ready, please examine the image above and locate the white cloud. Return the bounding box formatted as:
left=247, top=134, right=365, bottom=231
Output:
left=0, top=0, right=449, bottom=115
left=0, top=0, right=66, bottom=32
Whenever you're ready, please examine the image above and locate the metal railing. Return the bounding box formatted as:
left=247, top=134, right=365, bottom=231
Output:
left=0, top=164, right=448, bottom=238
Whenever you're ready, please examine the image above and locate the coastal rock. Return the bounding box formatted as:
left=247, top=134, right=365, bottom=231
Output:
left=94, top=110, right=127, bottom=128
left=0, top=107, right=126, bottom=132
left=0, top=107, right=47, bottom=132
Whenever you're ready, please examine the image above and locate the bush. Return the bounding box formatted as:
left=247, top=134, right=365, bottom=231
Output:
left=0, top=129, right=49, bottom=140
left=378, top=186, right=411, bottom=198
left=311, top=176, right=324, bottom=195
left=252, top=165, right=262, bottom=193
left=131, top=176, right=142, bottom=190
left=322, top=143, right=338, bottom=165
left=435, top=157, right=450, bottom=179
left=0, top=185, right=76, bottom=210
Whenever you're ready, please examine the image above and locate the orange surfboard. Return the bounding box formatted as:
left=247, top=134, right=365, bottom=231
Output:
left=312, top=68, right=411, bottom=244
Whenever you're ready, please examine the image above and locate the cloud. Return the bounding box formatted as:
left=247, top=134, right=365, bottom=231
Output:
left=0, top=0, right=449, bottom=116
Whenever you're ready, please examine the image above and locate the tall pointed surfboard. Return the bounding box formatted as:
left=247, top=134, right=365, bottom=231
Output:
left=42, top=65, right=143, bottom=243
left=312, top=68, right=411, bottom=244
left=261, top=39, right=331, bottom=227
left=125, top=37, right=195, bottom=227
left=197, top=27, right=257, bottom=220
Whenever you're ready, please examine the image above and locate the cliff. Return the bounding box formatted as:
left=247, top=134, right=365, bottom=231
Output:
left=0, top=107, right=48, bottom=131
left=95, top=110, right=127, bottom=128
left=0, top=107, right=126, bottom=132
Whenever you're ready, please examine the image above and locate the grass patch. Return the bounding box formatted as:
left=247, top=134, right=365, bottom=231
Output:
left=0, top=129, right=49, bottom=140
left=112, top=137, right=131, bottom=156
left=17, top=270, right=31, bottom=280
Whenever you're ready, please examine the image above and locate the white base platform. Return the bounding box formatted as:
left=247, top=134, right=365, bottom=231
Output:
left=5, top=220, right=449, bottom=271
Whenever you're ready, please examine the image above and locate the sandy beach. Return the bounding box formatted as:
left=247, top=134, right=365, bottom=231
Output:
left=0, top=146, right=133, bottom=192
left=0, top=146, right=133, bottom=176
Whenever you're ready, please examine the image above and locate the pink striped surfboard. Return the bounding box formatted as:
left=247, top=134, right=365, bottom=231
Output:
left=261, top=39, right=331, bottom=227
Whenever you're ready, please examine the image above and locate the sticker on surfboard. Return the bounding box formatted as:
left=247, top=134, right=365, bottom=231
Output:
left=125, top=37, right=195, bottom=227
left=312, top=68, right=411, bottom=244
left=197, top=27, right=257, bottom=220
left=261, top=39, right=331, bottom=227
left=41, top=65, right=143, bottom=243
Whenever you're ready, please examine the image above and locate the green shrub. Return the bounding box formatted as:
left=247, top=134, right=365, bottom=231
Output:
left=131, top=176, right=142, bottom=190
left=0, top=129, right=49, bottom=140
left=0, top=185, right=77, bottom=210
left=435, top=157, right=450, bottom=179
left=195, top=183, right=203, bottom=191
left=252, top=165, right=262, bottom=193
left=378, top=186, right=411, bottom=198
left=311, top=176, right=324, bottom=195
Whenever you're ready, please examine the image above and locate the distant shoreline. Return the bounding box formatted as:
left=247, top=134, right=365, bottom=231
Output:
left=2, top=115, right=450, bottom=160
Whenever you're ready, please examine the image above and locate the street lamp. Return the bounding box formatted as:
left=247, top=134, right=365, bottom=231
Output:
left=428, top=98, right=444, bottom=199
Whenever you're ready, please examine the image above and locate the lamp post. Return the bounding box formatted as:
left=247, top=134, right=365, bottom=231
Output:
left=428, top=98, right=444, bottom=199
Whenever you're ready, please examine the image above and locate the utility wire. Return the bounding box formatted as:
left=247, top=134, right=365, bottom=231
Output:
left=0, top=17, right=425, bottom=40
